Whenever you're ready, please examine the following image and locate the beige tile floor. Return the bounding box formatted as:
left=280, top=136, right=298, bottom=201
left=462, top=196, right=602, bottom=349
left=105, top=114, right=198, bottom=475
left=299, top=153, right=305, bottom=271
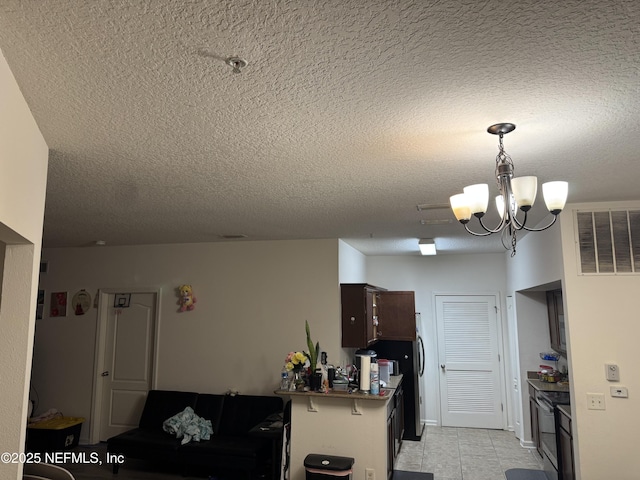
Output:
left=395, top=426, right=543, bottom=480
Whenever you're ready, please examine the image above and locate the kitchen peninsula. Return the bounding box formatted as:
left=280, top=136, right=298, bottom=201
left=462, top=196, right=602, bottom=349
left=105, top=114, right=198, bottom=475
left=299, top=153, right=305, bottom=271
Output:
left=277, top=375, right=403, bottom=480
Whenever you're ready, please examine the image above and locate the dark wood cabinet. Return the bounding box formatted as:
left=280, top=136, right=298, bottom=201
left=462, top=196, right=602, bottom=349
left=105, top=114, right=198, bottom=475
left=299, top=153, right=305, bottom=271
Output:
left=529, top=384, right=542, bottom=456
left=340, top=284, right=415, bottom=348
left=378, top=291, right=416, bottom=341
left=557, top=406, right=575, bottom=480
left=386, top=402, right=395, bottom=479
left=386, top=380, right=405, bottom=480
left=341, top=284, right=385, bottom=348
left=394, top=382, right=405, bottom=453
left=546, top=289, right=566, bottom=355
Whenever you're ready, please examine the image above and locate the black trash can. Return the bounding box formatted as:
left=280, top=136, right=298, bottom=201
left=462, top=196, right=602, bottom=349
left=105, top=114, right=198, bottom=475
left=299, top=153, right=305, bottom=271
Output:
left=304, top=454, right=354, bottom=479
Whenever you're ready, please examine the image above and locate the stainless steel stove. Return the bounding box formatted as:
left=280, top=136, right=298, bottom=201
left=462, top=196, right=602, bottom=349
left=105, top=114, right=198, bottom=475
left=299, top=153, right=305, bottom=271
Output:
left=535, top=389, right=570, bottom=480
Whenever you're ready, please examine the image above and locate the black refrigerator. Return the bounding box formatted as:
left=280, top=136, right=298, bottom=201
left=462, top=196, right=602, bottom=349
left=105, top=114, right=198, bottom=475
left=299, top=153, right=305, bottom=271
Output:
left=374, top=336, right=425, bottom=441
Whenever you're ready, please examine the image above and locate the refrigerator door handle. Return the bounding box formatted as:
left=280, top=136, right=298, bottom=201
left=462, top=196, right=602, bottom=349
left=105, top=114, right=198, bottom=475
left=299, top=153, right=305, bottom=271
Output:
left=418, top=335, right=425, bottom=376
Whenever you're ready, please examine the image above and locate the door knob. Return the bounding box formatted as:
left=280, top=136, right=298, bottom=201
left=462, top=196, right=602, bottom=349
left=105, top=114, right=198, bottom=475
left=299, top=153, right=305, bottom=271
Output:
left=101, top=371, right=110, bottom=377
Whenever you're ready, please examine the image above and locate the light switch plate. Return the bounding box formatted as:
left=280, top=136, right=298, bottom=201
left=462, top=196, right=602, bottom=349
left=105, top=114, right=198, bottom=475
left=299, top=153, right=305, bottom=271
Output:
left=605, top=364, right=620, bottom=381
left=587, top=393, right=605, bottom=410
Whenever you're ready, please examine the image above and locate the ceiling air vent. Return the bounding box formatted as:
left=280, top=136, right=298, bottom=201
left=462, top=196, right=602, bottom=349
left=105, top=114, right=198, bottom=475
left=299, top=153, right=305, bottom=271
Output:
left=576, top=210, right=640, bottom=274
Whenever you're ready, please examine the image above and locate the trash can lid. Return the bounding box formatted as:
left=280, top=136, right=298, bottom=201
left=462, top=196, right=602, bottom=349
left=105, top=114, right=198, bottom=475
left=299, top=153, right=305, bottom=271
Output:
left=304, top=454, right=355, bottom=471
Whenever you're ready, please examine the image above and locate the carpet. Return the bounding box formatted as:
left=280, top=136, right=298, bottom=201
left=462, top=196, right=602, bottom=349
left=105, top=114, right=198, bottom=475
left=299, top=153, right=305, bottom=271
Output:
left=392, top=471, right=434, bottom=480
left=505, top=468, right=549, bottom=480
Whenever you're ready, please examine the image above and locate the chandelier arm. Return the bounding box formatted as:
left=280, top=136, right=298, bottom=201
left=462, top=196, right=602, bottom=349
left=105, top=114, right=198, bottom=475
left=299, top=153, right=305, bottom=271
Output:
left=520, top=214, right=559, bottom=232
left=509, top=210, right=527, bottom=230
left=477, top=215, right=509, bottom=234
left=463, top=223, right=496, bottom=237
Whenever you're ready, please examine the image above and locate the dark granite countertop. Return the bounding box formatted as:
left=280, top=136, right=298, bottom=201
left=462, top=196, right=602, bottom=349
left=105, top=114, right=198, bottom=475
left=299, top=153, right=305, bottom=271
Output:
left=527, top=378, right=570, bottom=393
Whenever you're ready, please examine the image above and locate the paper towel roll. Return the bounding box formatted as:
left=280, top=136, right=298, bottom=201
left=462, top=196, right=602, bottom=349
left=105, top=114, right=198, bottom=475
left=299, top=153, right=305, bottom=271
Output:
left=359, top=356, right=371, bottom=392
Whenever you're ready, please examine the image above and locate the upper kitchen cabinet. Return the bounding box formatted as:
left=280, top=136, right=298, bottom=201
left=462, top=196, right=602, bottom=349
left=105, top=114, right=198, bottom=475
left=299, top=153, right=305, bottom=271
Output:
left=341, top=284, right=386, bottom=348
left=546, top=289, right=567, bottom=355
left=378, top=291, right=416, bottom=341
left=341, top=284, right=416, bottom=348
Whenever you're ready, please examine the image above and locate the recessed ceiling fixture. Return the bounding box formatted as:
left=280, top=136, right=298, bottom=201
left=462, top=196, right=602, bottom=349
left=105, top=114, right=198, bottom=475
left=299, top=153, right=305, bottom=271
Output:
left=225, top=56, right=248, bottom=74
left=420, top=219, right=452, bottom=226
left=449, top=123, right=568, bottom=256
left=416, top=203, right=450, bottom=211
left=220, top=234, right=248, bottom=239
left=418, top=238, right=437, bottom=256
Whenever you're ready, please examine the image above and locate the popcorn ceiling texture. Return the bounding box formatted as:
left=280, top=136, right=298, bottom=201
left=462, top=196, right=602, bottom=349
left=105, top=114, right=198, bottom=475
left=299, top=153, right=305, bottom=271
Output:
left=0, top=0, right=638, bottom=254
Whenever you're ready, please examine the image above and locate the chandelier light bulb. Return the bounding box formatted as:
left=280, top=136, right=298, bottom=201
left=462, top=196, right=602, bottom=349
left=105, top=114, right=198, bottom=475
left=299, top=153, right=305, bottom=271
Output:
left=511, top=176, right=538, bottom=211
left=449, top=193, right=472, bottom=223
left=542, top=181, right=569, bottom=214
left=463, top=184, right=490, bottom=216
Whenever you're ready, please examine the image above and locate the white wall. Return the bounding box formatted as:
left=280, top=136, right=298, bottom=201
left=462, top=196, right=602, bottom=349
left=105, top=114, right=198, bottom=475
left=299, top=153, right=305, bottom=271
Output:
left=559, top=201, right=640, bottom=480
left=338, top=240, right=367, bottom=283
left=0, top=50, right=48, bottom=480
left=34, top=239, right=342, bottom=444
left=511, top=290, right=553, bottom=443
left=365, top=254, right=508, bottom=426
left=504, top=224, right=565, bottom=446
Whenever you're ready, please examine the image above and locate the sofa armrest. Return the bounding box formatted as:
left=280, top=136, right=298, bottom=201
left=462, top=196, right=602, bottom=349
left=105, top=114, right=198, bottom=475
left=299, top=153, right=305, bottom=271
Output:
left=218, top=395, right=283, bottom=437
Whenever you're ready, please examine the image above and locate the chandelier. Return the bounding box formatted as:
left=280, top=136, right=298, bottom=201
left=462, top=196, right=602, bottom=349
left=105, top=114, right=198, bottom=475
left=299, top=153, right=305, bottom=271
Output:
left=449, top=123, right=568, bottom=256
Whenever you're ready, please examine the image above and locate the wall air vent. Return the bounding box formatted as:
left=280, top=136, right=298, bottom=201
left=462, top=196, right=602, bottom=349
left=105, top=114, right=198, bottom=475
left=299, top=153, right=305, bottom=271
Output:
left=575, top=210, right=640, bottom=274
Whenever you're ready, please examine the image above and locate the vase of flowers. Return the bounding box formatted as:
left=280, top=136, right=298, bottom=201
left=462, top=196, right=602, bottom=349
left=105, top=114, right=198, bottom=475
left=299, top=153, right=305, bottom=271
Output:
left=285, top=351, right=309, bottom=391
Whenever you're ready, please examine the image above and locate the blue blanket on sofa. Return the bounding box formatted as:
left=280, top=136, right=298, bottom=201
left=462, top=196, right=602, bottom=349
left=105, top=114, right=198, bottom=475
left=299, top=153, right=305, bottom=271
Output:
left=162, top=406, right=213, bottom=444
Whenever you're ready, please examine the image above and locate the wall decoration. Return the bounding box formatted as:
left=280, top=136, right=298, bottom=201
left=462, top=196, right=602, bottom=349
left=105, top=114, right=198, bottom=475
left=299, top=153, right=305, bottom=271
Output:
left=114, top=293, right=131, bottom=308
left=72, top=289, right=92, bottom=316
left=50, top=292, right=67, bottom=317
left=36, top=289, right=45, bottom=320
left=177, top=284, right=196, bottom=312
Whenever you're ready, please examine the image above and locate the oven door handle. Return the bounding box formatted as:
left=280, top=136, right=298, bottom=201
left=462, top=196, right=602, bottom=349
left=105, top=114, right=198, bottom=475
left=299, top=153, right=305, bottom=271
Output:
left=537, top=397, right=555, bottom=414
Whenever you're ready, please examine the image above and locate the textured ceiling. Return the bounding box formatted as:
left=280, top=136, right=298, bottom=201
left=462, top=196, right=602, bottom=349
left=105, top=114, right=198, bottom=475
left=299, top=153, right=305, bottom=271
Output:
left=0, top=0, right=638, bottom=255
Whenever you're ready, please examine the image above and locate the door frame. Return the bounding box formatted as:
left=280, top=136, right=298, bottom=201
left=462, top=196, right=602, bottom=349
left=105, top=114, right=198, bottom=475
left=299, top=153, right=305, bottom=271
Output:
left=89, top=287, right=161, bottom=444
left=432, top=291, right=509, bottom=429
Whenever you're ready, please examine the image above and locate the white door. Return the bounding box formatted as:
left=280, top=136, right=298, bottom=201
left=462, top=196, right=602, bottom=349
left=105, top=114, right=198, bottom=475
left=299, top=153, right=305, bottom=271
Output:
left=436, top=295, right=503, bottom=429
left=99, top=292, right=157, bottom=441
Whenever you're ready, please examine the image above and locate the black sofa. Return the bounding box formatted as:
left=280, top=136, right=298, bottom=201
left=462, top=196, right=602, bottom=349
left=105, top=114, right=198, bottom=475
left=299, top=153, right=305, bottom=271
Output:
left=107, top=390, right=283, bottom=478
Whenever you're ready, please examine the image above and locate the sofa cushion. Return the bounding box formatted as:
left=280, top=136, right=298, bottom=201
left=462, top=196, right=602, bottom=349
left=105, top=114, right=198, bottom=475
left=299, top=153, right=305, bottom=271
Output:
left=180, top=435, right=267, bottom=458
left=217, top=394, right=283, bottom=437
left=107, top=428, right=181, bottom=455
left=193, top=394, right=225, bottom=434
left=138, top=390, right=199, bottom=430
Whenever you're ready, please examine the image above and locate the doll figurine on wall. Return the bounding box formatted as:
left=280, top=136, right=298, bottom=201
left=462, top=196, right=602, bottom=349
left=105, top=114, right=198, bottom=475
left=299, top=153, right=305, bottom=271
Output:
left=178, top=284, right=197, bottom=312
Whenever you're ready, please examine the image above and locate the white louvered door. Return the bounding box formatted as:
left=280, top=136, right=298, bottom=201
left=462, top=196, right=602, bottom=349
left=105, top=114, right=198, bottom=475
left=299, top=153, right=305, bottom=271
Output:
left=436, top=295, right=503, bottom=429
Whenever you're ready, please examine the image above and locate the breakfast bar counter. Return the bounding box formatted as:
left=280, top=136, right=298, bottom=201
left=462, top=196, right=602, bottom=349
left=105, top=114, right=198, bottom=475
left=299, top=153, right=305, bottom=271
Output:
left=277, top=375, right=403, bottom=480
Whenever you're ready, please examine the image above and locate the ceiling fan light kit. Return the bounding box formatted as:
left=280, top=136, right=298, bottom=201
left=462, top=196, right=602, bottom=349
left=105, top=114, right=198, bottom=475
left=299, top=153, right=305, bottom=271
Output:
left=449, top=123, right=568, bottom=256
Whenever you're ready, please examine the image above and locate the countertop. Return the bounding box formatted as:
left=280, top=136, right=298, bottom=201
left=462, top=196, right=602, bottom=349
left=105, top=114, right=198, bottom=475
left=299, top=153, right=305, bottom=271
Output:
left=527, top=378, right=570, bottom=393
left=275, top=374, right=403, bottom=401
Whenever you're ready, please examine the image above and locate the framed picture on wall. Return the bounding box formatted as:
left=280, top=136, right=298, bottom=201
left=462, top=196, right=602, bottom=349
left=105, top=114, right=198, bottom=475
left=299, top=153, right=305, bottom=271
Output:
left=50, top=291, right=67, bottom=317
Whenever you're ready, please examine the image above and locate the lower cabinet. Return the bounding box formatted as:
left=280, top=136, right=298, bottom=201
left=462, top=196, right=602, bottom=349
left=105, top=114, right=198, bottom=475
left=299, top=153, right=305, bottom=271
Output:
left=387, top=381, right=405, bottom=479
left=529, top=385, right=542, bottom=456
left=557, top=406, right=575, bottom=480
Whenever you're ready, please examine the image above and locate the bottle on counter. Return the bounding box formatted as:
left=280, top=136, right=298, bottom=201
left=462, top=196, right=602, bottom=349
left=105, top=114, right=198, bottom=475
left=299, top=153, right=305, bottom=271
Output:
left=280, top=367, right=290, bottom=390
left=370, top=362, right=380, bottom=395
